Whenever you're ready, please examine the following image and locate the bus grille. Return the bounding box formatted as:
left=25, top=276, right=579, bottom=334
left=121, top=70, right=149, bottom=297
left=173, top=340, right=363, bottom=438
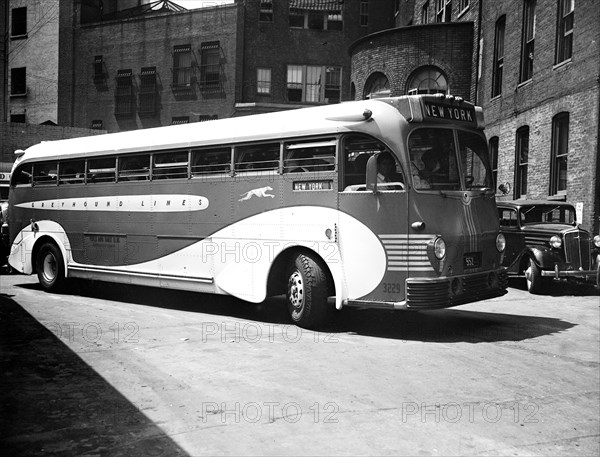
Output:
left=564, top=230, right=591, bottom=270
left=406, top=270, right=508, bottom=310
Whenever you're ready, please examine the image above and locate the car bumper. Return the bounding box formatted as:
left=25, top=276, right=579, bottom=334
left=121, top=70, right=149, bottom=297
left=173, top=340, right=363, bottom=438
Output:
left=541, top=265, right=599, bottom=283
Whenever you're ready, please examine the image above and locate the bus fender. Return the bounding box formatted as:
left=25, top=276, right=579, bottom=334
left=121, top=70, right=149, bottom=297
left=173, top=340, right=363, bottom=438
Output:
left=8, top=220, right=71, bottom=276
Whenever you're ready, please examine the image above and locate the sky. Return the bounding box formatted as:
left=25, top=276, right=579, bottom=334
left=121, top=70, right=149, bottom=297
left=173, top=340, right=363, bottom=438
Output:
left=170, top=0, right=235, bottom=9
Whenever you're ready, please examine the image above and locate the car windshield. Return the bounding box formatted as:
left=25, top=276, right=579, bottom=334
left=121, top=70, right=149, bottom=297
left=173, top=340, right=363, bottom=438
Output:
left=408, top=128, right=492, bottom=191
left=520, top=205, right=576, bottom=225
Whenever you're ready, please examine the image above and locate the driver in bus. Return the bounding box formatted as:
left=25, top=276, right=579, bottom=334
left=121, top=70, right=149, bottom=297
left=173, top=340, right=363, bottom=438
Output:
left=377, top=152, right=404, bottom=189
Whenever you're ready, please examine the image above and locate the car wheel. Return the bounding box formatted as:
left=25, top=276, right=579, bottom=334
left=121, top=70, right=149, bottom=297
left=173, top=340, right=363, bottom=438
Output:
left=524, top=257, right=546, bottom=294
left=36, top=242, right=66, bottom=292
left=286, top=252, right=329, bottom=329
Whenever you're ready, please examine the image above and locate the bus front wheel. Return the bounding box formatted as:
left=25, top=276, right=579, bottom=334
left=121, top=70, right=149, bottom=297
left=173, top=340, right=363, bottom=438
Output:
left=36, top=242, right=66, bottom=292
left=286, top=253, right=329, bottom=329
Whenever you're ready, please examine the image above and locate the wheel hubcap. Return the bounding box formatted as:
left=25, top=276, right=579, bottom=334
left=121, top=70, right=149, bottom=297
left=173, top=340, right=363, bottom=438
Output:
left=288, top=271, right=304, bottom=312
left=42, top=253, right=57, bottom=282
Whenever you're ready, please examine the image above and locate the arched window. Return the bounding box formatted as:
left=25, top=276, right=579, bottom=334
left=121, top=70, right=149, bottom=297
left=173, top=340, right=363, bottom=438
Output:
left=363, top=72, right=390, bottom=99
left=406, top=66, right=448, bottom=95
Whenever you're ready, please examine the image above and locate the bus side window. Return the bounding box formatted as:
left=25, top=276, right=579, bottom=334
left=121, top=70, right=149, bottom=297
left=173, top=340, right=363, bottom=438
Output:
left=59, top=159, right=85, bottom=184
left=283, top=139, right=336, bottom=173
left=235, top=143, right=280, bottom=172
left=342, top=134, right=403, bottom=191
left=191, top=147, right=231, bottom=176
left=32, top=162, right=58, bottom=186
left=153, top=150, right=189, bottom=180
left=119, top=154, right=150, bottom=181
left=87, top=157, right=116, bottom=183
left=12, top=164, right=32, bottom=187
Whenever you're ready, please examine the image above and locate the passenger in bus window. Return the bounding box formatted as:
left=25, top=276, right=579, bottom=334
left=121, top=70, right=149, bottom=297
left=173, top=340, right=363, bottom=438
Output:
left=377, top=152, right=404, bottom=190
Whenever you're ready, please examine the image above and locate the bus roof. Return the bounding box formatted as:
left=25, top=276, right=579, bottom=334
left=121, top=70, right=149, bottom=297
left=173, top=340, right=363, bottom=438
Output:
left=15, top=95, right=482, bottom=164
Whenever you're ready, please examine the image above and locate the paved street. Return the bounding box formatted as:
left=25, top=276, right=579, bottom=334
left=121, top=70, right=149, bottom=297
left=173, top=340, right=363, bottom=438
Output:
left=1, top=273, right=598, bottom=456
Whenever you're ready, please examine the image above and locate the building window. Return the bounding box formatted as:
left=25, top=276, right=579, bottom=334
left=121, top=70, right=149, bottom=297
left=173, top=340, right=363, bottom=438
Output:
left=407, top=66, right=448, bottom=95
left=436, top=0, right=452, bottom=23
left=515, top=126, right=529, bottom=199
left=287, top=65, right=341, bottom=104
left=172, top=44, right=193, bottom=88
left=364, top=72, right=390, bottom=99
left=290, top=1, right=344, bottom=30
left=200, top=42, right=221, bottom=91
left=115, top=70, right=134, bottom=117
left=10, top=67, right=27, bottom=96
left=421, top=1, right=429, bottom=24
left=520, top=0, right=536, bottom=83
left=489, top=136, right=499, bottom=190
left=139, top=67, right=157, bottom=116
left=11, top=7, right=27, bottom=37
left=257, top=68, right=272, bottom=95
left=555, top=0, right=574, bottom=64
left=172, top=116, right=189, bottom=125
left=491, top=15, right=506, bottom=98
left=93, top=55, right=107, bottom=84
left=259, top=1, right=273, bottom=22
left=550, top=113, right=569, bottom=195
left=458, top=0, right=469, bottom=14
left=10, top=113, right=26, bottom=123
left=91, top=120, right=103, bottom=130
left=360, top=1, right=369, bottom=26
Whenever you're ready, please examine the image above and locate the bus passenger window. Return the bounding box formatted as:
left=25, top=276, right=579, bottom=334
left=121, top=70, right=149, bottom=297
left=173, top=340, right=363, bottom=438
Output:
left=87, top=157, right=116, bottom=183
left=235, top=143, right=279, bottom=172
left=12, top=164, right=32, bottom=187
left=32, top=162, right=58, bottom=186
left=119, top=154, right=150, bottom=181
left=342, top=134, right=403, bottom=191
left=284, top=139, right=336, bottom=173
left=192, top=147, right=231, bottom=176
left=59, top=160, right=85, bottom=184
left=153, top=150, right=189, bottom=180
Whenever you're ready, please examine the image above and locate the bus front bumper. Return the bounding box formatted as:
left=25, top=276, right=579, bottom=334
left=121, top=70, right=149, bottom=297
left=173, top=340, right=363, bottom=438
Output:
left=343, top=269, right=508, bottom=311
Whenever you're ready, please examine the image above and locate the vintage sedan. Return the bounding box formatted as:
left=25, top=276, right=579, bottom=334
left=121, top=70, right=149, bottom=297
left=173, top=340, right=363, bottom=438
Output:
left=497, top=200, right=600, bottom=293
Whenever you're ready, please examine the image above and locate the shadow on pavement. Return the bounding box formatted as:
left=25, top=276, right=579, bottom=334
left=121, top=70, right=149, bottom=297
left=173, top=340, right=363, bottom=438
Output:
left=508, top=277, right=600, bottom=296
left=0, top=294, right=189, bottom=457
left=14, top=279, right=577, bottom=345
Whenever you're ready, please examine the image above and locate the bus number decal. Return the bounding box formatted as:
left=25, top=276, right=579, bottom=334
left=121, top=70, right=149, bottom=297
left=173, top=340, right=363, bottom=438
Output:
left=382, top=282, right=402, bottom=294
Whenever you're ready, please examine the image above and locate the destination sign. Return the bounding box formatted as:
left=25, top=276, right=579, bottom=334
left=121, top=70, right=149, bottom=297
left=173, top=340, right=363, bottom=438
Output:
left=293, top=180, right=333, bottom=191
left=423, top=102, right=475, bottom=124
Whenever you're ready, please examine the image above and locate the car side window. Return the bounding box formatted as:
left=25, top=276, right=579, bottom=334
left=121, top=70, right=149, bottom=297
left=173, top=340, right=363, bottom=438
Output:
left=499, top=209, right=518, bottom=227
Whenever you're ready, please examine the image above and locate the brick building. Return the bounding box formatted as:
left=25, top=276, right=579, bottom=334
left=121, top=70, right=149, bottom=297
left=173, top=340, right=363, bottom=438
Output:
left=477, top=0, right=599, bottom=234
left=72, top=0, right=242, bottom=132
left=235, top=0, right=395, bottom=115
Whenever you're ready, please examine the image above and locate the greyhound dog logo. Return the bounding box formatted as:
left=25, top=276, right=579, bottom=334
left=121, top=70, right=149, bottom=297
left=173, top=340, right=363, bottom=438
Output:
left=238, top=186, right=275, bottom=202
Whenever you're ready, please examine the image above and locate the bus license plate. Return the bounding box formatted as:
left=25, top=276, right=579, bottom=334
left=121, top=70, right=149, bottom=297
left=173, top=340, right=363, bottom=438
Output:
left=463, top=253, right=481, bottom=269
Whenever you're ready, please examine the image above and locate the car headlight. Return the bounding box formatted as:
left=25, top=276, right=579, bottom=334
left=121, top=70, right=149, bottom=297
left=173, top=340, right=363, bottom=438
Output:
left=496, top=233, right=506, bottom=252
left=594, top=235, right=600, bottom=248
left=550, top=235, right=562, bottom=249
left=434, top=236, right=446, bottom=259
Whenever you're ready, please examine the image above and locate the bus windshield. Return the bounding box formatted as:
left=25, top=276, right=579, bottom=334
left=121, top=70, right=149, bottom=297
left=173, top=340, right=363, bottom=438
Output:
left=408, top=128, right=492, bottom=191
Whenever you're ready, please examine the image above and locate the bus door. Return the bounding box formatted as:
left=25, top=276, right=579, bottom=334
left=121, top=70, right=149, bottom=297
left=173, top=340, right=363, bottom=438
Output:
left=338, top=134, right=409, bottom=303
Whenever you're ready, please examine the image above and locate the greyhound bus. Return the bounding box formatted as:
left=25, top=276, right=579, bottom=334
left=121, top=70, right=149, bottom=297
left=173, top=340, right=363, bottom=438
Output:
left=8, top=94, right=507, bottom=328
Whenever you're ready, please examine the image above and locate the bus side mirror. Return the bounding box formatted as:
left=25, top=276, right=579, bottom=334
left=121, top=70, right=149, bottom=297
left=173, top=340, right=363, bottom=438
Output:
left=366, top=154, right=379, bottom=194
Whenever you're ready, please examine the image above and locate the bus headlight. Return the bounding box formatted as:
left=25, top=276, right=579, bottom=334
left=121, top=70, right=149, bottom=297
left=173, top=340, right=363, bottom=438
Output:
left=550, top=235, right=562, bottom=249
left=593, top=235, right=600, bottom=248
left=496, top=233, right=506, bottom=252
left=434, top=236, right=446, bottom=259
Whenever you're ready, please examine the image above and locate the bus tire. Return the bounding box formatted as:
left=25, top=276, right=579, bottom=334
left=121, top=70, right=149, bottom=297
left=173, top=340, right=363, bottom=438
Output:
left=286, top=252, right=329, bottom=329
left=524, top=257, right=546, bottom=294
left=36, top=242, right=66, bottom=292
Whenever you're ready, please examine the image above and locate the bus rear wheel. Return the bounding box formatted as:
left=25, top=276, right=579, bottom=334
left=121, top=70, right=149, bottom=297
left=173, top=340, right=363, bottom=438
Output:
left=286, top=253, right=329, bottom=329
left=36, top=242, right=65, bottom=292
